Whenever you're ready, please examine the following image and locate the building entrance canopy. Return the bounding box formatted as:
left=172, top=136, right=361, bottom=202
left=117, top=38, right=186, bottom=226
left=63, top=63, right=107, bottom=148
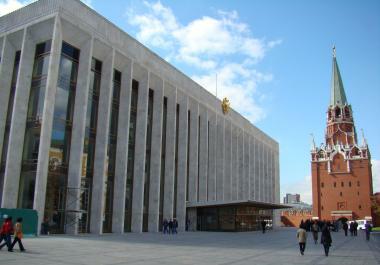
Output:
left=187, top=200, right=289, bottom=209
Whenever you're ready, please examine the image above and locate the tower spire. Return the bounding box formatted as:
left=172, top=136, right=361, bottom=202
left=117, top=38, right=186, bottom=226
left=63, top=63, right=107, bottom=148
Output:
left=330, top=46, right=347, bottom=106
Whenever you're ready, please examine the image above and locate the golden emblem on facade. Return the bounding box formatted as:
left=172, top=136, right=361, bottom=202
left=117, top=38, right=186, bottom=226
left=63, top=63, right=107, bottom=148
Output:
left=221, top=97, right=230, bottom=114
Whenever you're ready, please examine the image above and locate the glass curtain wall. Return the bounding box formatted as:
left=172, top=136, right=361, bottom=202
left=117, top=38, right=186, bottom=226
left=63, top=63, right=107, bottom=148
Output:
left=124, top=80, right=138, bottom=232
left=158, top=97, right=167, bottom=231
left=103, top=69, right=121, bottom=233
left=44, top=42, right=80, bottom=234
left=81, top=58, right=102, bottom=232
left=197, top=206, right=273, bottom=232
left=142, top=89, right=154, bottom=232
left=18, top=40, right=52, bottom=209
left=0, top=51, right=21, bottom=197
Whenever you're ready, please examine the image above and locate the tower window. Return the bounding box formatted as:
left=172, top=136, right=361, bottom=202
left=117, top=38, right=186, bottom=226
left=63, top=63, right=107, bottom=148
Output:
left=357, top=181, right=360, bottom=187
left=340, top=192, right=342, bottom=196
left=357, top=191, right=359, bottom=196
left=334, top=182, right=336, bottom=188
left=359, top=205, right=362, bottom=210
left=341, top=182, right=344, bottom=187
left=349, top=181, right=351, bottom=187
left=321, top=182, right=324, bottom=188
left=335, top=107, right=341, bottom=117
left=321, top=206, right=324, bottom=210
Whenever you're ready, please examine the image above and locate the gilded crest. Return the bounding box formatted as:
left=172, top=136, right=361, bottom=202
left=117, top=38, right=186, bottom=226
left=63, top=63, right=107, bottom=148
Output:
left=221, top=97, right=230, bottom=114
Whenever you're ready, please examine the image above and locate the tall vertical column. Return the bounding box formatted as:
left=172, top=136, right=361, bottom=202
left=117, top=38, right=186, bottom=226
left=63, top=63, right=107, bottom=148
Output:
left=90, top=49, right=115, bottom=234
left=34, top=16, right=63, bottom=230
left=231, top=125, right=238, bottom=201
left=112, top=56, right=132, bottom=233
left=269, top=148, right=274, bottom=203
left=1, top=28, right=35, bottom=208
left=147, top=73, right=163, bottom=232
left=216, top=115, right=224, bottom=201
left=188, top=98, right=199, bottom=203
left=249, top=135, right=255, bottom=200
left=243, top=131, right=250, bottom=200
left=262, top=143, right=267, bottom=202
left=131, top=63, right=149, bottom=233
left=0, top=35, right=15, bottom=162
left=176, top=90, right=188, bottom=231
left=237, top=128, right=244, bottom=200
left=198, top=105, right=208, bottom=202
left=223, top=120, right=231, bottom=201
left=163, top=82, right=176, bottom=220
left=66, top=36, right=93, bottom=234
left=207, top=111, right=216, bottom=202
left=254, top=137, right=260, bottom=201
left=273, top=146, right=281, bottom=228
left=259, top=140, right=264, bottom=201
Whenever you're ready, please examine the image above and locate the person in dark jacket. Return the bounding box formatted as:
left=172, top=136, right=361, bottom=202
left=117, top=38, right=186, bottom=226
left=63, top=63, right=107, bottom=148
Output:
left=349, top=221, right=354, bottom=236
left=321, top=225, right=332, bottom=256
left=261, top=220, right=266, bottom=233
left=353, top=221, right=358, bottom=236
left=172, top=218, right=178, bottom=234
left=168, top=219, right=173, bottom=234
left=162, top=219, right=169, bottom=234
left=342, top=222, right=348, bottom=236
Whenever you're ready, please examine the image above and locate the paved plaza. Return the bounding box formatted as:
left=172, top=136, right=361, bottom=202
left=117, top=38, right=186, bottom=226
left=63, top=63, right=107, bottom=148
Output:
left=0, top=228, right=379, bottom=265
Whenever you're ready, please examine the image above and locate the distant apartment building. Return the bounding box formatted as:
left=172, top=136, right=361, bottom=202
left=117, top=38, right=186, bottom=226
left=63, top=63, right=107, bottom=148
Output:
left=283, top=193, right=300, bottom=204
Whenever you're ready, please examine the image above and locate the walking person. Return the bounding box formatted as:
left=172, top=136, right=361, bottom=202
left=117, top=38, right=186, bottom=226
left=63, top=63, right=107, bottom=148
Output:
left=172, top=218, right=178, bottom=234
left=0, top=216, right=13, bottom=252
left=364, top=221, right=372, bottom=241
left=312, top=220, right=319, bottom=244
left=168, top=219, right=173, bottom=234
left=349, top=221, right=354, bottom=236
left=353, top=221, right=358, bottom=236
left=0, top=215, right=9, bottom=247
left=297, top=224, right=307, bottom=255
left=342, top=222, right=348, bottom=236
left=321, top=225, right=332, bottom=257
left=10, top=218, right=25, bottom=252
left=162, top=219, right=168, bottom=234
left=261, top=220, right=266, bottom=234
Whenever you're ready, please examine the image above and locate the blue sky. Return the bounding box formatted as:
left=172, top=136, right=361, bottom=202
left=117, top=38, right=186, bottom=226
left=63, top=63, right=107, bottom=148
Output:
left=1, top=0, right=379, bottom=203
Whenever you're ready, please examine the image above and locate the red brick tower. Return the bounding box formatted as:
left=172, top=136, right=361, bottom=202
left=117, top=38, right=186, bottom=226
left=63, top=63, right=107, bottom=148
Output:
left=311, top=47, right=373, bottom=222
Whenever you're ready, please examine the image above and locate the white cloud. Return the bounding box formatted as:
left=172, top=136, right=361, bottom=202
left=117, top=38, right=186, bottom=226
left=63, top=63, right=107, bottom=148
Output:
left=0, top=0, right=92, bottom=17
left=127, top=1, right=281, bottom=124
left=281, top=175, right=312, bottom=204
left=372, top=159, right=380, bottom=193
left=0, top=0, right=30, bottom=16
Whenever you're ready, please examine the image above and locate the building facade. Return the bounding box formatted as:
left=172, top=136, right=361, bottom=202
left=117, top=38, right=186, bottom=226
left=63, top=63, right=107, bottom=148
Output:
left=0, top=0, right=281, bottom=234
left=283, top=193, right=300, bottom=204
left=311, top=48, right=373, bottom=222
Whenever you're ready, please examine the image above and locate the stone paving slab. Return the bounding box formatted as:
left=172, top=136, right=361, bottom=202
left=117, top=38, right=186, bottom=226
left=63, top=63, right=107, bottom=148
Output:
left=0, top=228, right=378, bottom=265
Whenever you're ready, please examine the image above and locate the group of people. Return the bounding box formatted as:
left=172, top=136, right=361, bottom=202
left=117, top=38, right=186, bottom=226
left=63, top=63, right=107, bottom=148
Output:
left=342, top=220, right=359, bottom=236
left=0, top=215, right=25, bottom=252
left=297, top=220, right=332, bottom=256
left=297, top=219, right=373, bottom=257
left=162, top=218, right=178, bottom=234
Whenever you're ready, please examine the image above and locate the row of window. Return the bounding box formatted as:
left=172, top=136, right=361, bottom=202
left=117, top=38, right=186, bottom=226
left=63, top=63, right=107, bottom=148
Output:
left=321, top=180, right=360, bottom=188
left=320, top=191, right=360, bottom=197
left=320, top=205, right=362, bottom=211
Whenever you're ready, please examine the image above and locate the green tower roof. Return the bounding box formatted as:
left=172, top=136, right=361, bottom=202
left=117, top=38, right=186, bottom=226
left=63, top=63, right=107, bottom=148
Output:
left=330, top=47, right=347, bottom=106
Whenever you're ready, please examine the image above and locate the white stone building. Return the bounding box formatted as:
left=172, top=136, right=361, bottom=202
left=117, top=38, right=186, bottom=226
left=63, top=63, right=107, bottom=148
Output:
left=0, top=0, right=282, bottom=234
